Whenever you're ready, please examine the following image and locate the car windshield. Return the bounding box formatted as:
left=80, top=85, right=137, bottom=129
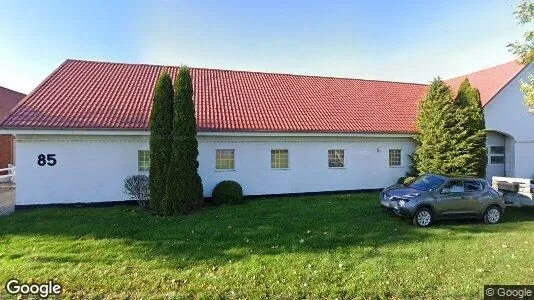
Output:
left=409, top=175, right=445, bottom=191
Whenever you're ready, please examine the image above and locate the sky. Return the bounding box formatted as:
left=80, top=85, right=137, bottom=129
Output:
left=0, top=0, right=524, bottom=94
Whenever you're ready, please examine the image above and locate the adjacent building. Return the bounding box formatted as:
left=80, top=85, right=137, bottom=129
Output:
left=0, top=86, right=25, bottom=172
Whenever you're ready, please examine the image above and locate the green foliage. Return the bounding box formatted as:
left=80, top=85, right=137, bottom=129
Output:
left=452, top=79, right=487, bottom=177
left=212, top=181, right=244, bottom=205
left=520, top=74, right=534, bottom=110
left=414, top=78, right=487, bottom=177
left=396, top=177, right=406, bottom=185
left=403, top=176, right=417, bottom=185
left=414, top=79, right=459, bottom=175
left=508, top=0, right=534, bottom=64
left=165, top=67, right=204, bottom=215
left=397, top=176, right=416, bottom=185
left=509, top=0, right=534, bottom=110
left=148, top=72, right=174, bottom=215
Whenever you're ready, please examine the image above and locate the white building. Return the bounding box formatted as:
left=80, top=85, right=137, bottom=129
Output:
left=1, top=60, right=532, bottom=205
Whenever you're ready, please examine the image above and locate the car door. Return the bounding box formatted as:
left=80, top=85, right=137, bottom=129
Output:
left=463, top=180, right=485, bottom=216
left=435, top=180, right=468, bottom=217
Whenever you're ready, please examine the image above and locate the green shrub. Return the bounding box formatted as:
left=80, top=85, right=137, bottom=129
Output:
left=403, top=176, right=417, bottom=185
left=396, top=177, right=407, bottom=185
left=212, top=181, right=244, bottom=205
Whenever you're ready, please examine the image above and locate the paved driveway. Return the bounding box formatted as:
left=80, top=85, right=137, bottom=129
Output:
left=0, top=183, right=15, bottom=215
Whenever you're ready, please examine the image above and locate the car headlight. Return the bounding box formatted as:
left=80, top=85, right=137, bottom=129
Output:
left=398, top=199, right=407, bottom=207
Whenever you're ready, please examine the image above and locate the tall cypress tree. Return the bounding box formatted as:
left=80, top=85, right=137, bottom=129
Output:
left=414, top=78, right=460, bottom=175
left=166, top=66, right=204, bottom=215
left=452, top=79, right=487, bottom=177
left=149, top=72, right=174, bottom=215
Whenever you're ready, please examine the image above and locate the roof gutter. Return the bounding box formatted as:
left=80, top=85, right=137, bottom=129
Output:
left=0, top=128, right=416, bottom=138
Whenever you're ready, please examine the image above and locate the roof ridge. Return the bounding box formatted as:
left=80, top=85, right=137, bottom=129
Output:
left=66, top=58, right=428, bottom=86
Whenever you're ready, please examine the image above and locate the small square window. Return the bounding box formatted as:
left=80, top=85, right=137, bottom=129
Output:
left=138, top=150, right=150, bottom=172
left=271, top=149, right=289, bottom=169
left=389, top=149, right=402, bottom=167
left=216, top=149, right=235, bottom=170
left=328, top=149, right=345, bottom=168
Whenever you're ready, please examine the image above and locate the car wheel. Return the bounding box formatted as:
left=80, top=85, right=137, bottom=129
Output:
left=483, top=206, right=502, bottom=224
left=412, top=207, right=433, bottom=227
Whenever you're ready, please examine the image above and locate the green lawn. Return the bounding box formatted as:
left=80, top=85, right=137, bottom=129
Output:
left=1, top=193, right=533, bottom=299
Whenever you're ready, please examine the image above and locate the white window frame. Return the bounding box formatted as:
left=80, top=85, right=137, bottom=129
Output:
left=388, top=149, right=402, bottom=167
left=215, top=149, right=236, bottom=171
left=271, top=149, right=289, bottom=169
left=488, top=145, right=505, bottom=165
left=328, top=149, right=345, bottom=168
left=138, top=150, right=150, bottom=172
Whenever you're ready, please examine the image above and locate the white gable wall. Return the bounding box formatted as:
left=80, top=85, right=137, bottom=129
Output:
left=484, top=63, right=534, bottom=180
left=14, top=133, right=415, bottom=205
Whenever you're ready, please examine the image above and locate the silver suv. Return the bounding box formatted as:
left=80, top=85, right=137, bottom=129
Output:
left=380, top=174, right=505, bottom=227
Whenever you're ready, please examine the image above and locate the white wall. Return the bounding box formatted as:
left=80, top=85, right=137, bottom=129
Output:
left=15, top=135, right=147, bottom=205
left=15, top=134, right=415, bottom=205
left=484, top=63, right=534, bottom=179
left=199, top=135, right=415, bottom=196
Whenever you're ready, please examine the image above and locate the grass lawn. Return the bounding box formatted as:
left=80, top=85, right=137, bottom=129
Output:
left=1, top=193, right=533, bottom=299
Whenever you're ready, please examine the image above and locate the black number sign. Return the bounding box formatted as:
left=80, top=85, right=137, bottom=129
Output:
left=37, top=154, right=57, bottom=166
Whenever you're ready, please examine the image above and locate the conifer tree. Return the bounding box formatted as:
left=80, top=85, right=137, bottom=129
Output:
left=165, top=66, right=204, bottom=214
left=148, top=72, right=174, bottom=215
left=452, top=79, right=487, bottom=177
left=414, top=78, right=460, bottom=175
left=414, top=78, right=488, bottom=178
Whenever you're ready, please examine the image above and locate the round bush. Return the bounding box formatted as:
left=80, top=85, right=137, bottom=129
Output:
left=212, top=181, right=244, bottom=205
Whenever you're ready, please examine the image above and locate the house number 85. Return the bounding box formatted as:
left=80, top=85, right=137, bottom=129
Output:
left=37, top=154, right=57, bottom=166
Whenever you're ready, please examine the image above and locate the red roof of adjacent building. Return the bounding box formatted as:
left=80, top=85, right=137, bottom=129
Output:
left=0, top=59, right=527, bottom=133
left=0, top=86, right=25, bottom=122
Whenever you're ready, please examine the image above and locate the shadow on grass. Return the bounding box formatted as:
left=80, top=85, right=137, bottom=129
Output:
left=1, top=193, right=533, bottom=268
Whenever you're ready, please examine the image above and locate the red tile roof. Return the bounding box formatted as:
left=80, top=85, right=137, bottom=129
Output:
left=0, top=86, right=25, bottom=122
left=445, top=61, right=526, bottom=107
left=0, top=59, right=526, bottom=133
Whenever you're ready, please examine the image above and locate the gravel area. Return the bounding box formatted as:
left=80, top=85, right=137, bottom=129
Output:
left=0, top=183, right=15, bottom=216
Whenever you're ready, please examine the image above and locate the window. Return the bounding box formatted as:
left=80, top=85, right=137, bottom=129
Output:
left=489, top=146, right=505, bottom=165
left=409, top=175, right=445, bottom=192
left=490, top=146, right=505, bottom=154
left=271, top=149, right=289, bottom=169
left=215, top=149, right=235, bottom=170
left=328, top=149, right=345, bottom=168
left=138, top=150, right=150, bottom=172
left=491, top=156, right=505, bottom=164
left=389, top=149, right=402, bottom=167
left=464, top=180, right=483, bottom=192
left=441, top=180, right=465, bottom=194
